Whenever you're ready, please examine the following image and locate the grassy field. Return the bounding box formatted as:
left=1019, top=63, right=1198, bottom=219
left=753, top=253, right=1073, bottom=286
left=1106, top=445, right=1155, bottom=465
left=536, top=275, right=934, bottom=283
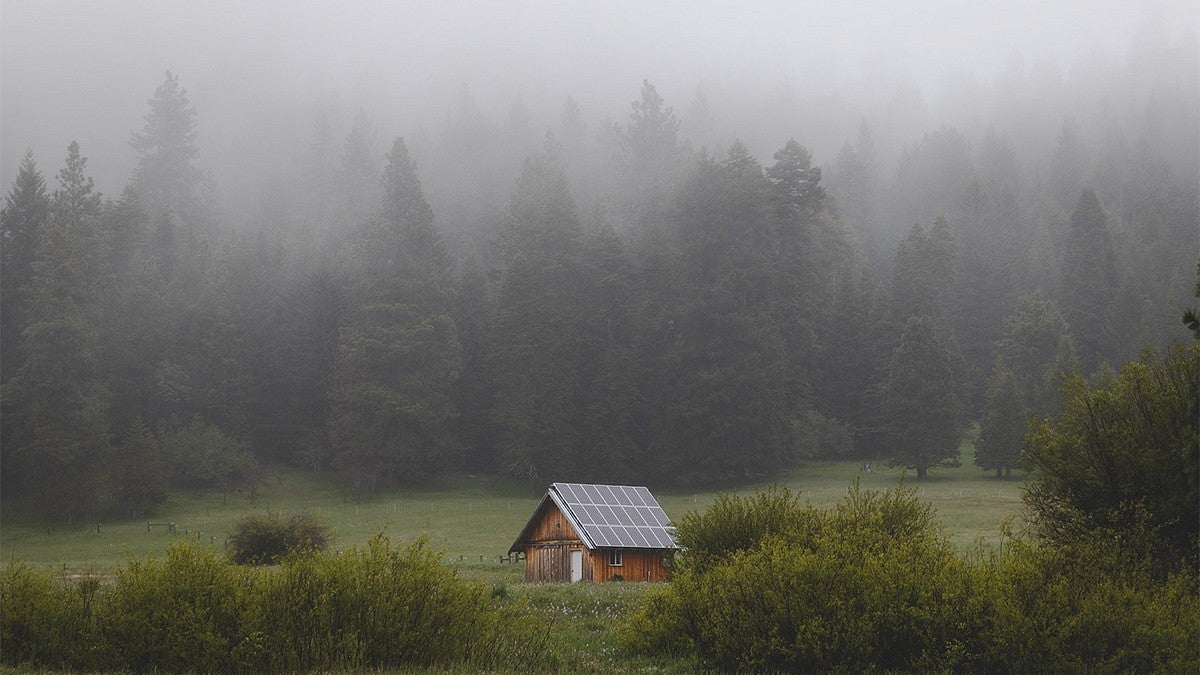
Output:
left=0, top=434, right=1023, bottom=572
left=0, top=435, right=1024, bottom=672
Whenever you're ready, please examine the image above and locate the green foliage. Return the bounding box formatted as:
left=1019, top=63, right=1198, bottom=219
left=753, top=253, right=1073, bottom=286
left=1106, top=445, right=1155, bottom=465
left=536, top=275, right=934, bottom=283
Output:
left=0, top=536, right=553, bottom=672
left=1060, top=187, right=1118, bottom=369
left=975, top=357, right=1027, bottom=477
left=623, top=482, right=981, bottom=672
left=110, top=418, right=169, bottom=517
left=249, top=535, right=551, bottom=671
left=227, top=512, right=330, bottom=565
left=880, top=312, right=962, bottom=479
left=329, top=136, right=463, bottom=490
left=0, top=561, right=103, bottom=669
left=997, top=291, right=1077, bottom=417
left=671, top=486, right=814, bottom=573
left=158, top=416, right=253, bottom=491
left=1021, top=343, right=1200, bottom=572
left=623, top=480, right=1199, bottom=672
left=978, top=534, right=1199, bottom=673
left=101, top=541, right=251, bottom=672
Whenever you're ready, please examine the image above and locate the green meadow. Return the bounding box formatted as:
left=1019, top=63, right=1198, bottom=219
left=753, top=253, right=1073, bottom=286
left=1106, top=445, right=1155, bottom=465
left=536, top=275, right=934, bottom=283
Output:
left=0, top=436, right=1022, bottom=573
left=0, top=436, right=1025, bottom=672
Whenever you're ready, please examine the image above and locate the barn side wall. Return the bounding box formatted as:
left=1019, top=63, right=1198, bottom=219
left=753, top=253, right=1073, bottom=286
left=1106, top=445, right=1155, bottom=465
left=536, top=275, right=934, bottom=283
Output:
left=590, top=549, right=672, bottom=582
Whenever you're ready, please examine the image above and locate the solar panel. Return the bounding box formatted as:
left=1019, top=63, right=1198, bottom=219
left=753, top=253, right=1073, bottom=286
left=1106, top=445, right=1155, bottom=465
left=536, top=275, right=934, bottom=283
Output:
left=551, top=482, right=679, bottom=550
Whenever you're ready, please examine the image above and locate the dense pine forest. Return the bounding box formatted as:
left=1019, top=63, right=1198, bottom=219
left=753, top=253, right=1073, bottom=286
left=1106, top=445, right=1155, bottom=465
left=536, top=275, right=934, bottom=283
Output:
left=1, top=22, right=1196, bottom=521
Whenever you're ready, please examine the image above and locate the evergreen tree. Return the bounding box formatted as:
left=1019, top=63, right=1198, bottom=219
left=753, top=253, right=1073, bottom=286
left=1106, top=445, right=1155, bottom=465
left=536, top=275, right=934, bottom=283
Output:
left=892, top=126, right=976, bottom=230
left=328, top=138, right=461, bottom=492
left=2, top=143, right=111, bottom=516
left=339, top=110, right=381, bottom=227
left=647, top=144, right=790, bottom=483
left=828, top=123, right=879, bottom=264
left=1060, top=188, right=1118, bottom=370
left=975, top=357, right=1026, bottom=478
left=490, top=152, right=589, bottom=484
left=623, top=79, right=681, bottom=174
left=616, top=80, right=688, bottom=244
left=0, top=150, right=50, bottom=385
left=767, top=139, right=824, bottom=221
left=575, top=213, right=643, bottom=480
left=130, top=71, right=206, bottom=223
left=298, top=113, right=340, bottom=242
left=451, top=254, right=497, bottom=472
left=879, top=313, right=962, bottom=479
left=110, top=419, right=168, bottom=517
left=997, top=292, right=1077, bottom=418
left=891, top=219, right=956, bottom=322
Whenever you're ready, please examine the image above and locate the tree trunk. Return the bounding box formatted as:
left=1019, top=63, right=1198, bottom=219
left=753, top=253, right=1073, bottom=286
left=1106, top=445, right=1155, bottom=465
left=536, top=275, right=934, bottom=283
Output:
left=996, top=467, right=1002, bottom=479
left=917, top=465, right=927, bottom=480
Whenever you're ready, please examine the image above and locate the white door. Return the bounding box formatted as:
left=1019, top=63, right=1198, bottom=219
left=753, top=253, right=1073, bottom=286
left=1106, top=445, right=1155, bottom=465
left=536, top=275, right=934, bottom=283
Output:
left=570, top=550, right=583, bottom=583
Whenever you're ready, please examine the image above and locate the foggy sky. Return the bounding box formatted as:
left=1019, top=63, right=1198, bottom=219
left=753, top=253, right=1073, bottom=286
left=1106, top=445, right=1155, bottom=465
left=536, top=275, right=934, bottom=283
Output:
left=2, top=0, right=1196, bottom=197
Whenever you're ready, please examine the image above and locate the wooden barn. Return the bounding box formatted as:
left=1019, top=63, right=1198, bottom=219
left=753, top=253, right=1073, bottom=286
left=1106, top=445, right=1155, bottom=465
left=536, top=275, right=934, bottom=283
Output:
left=509, top=482, right=680, bottom=583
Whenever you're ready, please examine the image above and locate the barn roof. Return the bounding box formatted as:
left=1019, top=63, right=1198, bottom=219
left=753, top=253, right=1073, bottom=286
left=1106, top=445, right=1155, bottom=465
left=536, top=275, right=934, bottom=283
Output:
left=509, top=482, right=680, bottom=553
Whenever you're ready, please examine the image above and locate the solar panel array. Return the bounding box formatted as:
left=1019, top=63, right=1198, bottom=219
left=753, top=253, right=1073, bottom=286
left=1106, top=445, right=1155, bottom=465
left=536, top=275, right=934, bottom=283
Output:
left=552, top=482, right=678, bottom=549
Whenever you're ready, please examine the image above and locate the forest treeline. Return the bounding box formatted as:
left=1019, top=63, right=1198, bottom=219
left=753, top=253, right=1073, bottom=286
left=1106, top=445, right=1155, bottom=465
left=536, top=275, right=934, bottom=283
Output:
left=1, top=55, right=1196, bottom=518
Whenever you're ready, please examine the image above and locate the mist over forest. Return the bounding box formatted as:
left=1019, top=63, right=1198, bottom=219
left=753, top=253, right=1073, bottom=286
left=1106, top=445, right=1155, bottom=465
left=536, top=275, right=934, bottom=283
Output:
left=1, top=1, right=1197, bottom=516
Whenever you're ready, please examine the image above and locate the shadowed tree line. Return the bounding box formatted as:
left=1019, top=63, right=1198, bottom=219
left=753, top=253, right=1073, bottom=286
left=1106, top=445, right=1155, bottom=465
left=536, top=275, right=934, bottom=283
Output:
left=1, top=69, right=1196, bottom=518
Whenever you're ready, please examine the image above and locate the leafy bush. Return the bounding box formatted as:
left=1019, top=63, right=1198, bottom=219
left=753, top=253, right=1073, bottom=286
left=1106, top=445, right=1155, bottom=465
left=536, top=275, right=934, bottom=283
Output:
left=100, top=540, right=254, bottom=672
left=625, top=482, right=979, bottom=671
left=978, top=533, right=1200, bottom=673
left=1022, top=343, right=1199, bottom=572
left=671, top=485, right=817, bottom=573
left=1, top=536, right=554, bottom=672
left=228, top=512, right=330, bottom=565
left=0, top=562, right=104, bottom=669
left=248, top=535, right=552, bottom=671
left=623, top=482, right=1199, bottom=672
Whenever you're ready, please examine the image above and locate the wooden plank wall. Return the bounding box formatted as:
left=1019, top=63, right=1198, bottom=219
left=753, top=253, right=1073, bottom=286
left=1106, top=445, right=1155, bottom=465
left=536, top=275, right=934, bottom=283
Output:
left=526, top=501, right=579, bottom=544
left=525, top=543, right=591, bottom=582
left=589, top=549, right=671, bottom=582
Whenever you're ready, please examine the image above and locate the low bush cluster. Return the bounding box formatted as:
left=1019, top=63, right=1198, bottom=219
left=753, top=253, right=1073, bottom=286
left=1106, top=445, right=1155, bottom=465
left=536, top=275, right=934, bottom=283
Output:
left=227, top=512, right=330, bottom=565
left=1, top=536, right=553, bottom=672
left=621, top=483, right=1199, bottom=672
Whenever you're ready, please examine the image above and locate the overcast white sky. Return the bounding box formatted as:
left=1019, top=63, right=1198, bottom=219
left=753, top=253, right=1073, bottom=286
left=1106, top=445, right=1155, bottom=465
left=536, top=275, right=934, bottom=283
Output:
left=2, top=0, right=1196, bottom=194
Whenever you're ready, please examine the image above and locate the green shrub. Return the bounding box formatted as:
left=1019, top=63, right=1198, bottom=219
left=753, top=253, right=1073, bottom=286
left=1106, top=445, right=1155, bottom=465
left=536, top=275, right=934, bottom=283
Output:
left=627, top=482, right=980, bottom=672
left=0, top=561, right=105, bottom=669
left=624, top=482, right=1199, bottom=672
left=2, top=536, right=552, bottom=672
left=228, top=512, right=330, bottom=565
left=671, top=485, right=817, bottom=573
left=100, top=540, right=254, bottom=673
left=247, top=534, right=553, bottom=671
left=979, top=534, right=1200, bottom=673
